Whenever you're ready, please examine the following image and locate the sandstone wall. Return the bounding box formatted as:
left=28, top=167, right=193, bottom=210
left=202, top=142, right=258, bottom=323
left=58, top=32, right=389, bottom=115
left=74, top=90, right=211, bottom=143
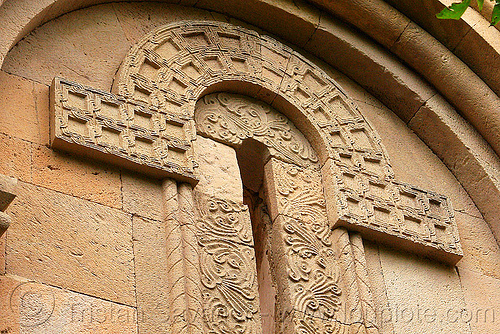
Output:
left=0, top=3, right=498, bottom=333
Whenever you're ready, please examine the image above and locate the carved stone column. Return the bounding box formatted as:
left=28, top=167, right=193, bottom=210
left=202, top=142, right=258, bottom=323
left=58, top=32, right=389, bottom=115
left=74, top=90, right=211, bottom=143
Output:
left=162, top=179, right=204, bottom=333
left=263, top=158, right=379, bottom=333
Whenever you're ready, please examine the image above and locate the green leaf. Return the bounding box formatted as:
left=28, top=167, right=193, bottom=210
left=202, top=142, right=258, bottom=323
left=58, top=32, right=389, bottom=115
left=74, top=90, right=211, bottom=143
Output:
left=477, top=0, right=484, bottom=10
left=436, top=0, right=471, bottom=20
left=492, top=1, right=500, bottom=25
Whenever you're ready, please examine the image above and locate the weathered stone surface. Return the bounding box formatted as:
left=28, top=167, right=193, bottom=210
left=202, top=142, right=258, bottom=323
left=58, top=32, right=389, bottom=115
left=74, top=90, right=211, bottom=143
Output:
left=2, top=4, right=132, bottom=91
left=193, top=135, right=243, bottom=201
left=112, top=2, right=213, bottom=45
left=132, top=215, right=170, bottom=333
left=195, top=193, right=262, bottom=334
left=459, top=268, right=500, bottom=334
left=0, top=173, right=17, bottom=211
left=409, top=94, right=500, bottom=247
left=0, top=133, right=32, bottom=183
left=32, top=144, right=122, bottom=209
left=363, top=240, right=395, bottom=334
left=0, top=211, right=11, bottom=237
left=122, top=172, right=163, bottom=221
left=263, top=158, right=326, bottom=224
left=6, top=182, right=135, bottom=306
left=322, top=158, right=463, bottom=265
left=0, top=233, right=5, bottom=275
left=305, top=15, right=435, bottom=123
left=378, top=246, right=471, bottom=334
left=0, top=71, right=50, bottom=144
left=196, top=0, right=320, bottom=47
left=455, top=211, right=500, bottom=280
left=50, top=77, right=198, bottom=183
left=1, top=275, right=137, bottom=334
left=0, top=7, right=497, bottom=334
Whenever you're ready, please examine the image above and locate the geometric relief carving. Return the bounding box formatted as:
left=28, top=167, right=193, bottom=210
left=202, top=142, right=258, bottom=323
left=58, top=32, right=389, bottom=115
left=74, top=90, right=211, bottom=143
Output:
left=50, top=77, right=198, bottom=183
left=323, top=159, right=463, bottom=265
left=195, top=193, right=262, bottom=334
left=195, top=92, right=318, bottom=168
left=58, top=18, right=460, bottom=267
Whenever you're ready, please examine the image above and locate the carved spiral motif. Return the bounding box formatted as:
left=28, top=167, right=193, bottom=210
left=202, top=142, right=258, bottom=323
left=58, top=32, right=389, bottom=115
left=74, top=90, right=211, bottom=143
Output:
left=196, top=197, right=261, bottom=334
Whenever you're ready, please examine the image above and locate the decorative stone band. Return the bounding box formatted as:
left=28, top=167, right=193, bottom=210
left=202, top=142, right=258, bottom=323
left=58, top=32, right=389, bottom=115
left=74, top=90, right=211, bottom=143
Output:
left=50, top=77, right=198, bottom=183
left=116, top=20, right=393, bottom=180
left=323, top=159, right=463, bottom=265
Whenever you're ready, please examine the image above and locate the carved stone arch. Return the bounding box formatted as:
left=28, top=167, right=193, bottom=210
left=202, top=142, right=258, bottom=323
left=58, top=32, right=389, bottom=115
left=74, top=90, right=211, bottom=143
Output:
left=48, top=18, right=464, bottom=334
left=115, top=21, right=393, bottom=176
left=194, top=92, right=348, bottom=333
left=114, top=20, right=461, bottom=264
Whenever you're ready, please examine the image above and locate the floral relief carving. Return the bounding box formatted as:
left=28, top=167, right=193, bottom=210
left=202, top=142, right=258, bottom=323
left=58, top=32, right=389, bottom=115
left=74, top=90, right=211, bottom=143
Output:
left=46, top=19, right=465, bottom=334
left=195, top=194, right=262, bottom=334
left=195, top=92, right=318, bottom=168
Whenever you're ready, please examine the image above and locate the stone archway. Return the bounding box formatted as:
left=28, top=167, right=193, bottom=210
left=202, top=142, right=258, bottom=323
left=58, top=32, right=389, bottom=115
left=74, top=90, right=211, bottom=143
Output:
left=48, top=20, right=464, bottom=334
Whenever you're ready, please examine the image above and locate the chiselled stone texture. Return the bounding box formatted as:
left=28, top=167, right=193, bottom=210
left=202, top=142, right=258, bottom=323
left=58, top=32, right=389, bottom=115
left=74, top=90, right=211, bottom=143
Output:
left=48, top=19, right=462, bottom=275
left=195, top=92, right=318, bottom=168
left=323, top=159, right=463, bottom=265
left=195, top=193, right=262, bottom=334
left=50, top=77, right=198, bottom=183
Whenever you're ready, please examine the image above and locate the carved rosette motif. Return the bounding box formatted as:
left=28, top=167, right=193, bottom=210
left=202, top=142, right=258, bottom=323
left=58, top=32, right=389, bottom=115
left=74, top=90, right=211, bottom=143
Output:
left=195, top=194, right=262, bottom=334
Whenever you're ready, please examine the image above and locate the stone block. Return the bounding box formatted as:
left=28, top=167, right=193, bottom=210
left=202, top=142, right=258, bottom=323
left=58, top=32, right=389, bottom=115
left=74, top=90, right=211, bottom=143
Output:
left=459, top=268, right=500, bottom=334
left=358, top=98, right=481, bottom=217
left=132, top=216, right=170, bottom=333
left=322, top=158, right=463, bottom=266
left=122, top=172, right=163, bottom=221
left=455, top=211, right=500, bottom=280
left=263, top=157, right=326, bottom=225
left=1, top=275, right=138, bottom=334
left=363, top=240, right=395, bottom=334
left=193, top=135, right=243, bottom=202
left=0, top=132, right=32, bottom=183
left=305, top=15, right=435, bottom=123
left=378, top=246, right=471, bottom=334
left=5, top=182, right=135, bottom=306
left=0, top=211, right=11, bottom=237
left=0, top=173, right=17, bottom=211
left=0, top=71, right=50, bottom=144
left=32, top=144, right=122, bottom=209
left=196, top=0, right=320, bottom=47
left=2, top=4, right=132, bottom=91
left=0, top=233, right=4, bottom=275
left=409, top=95, right=500, bottom=244
left=112, top=2, right=213, bottom=45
